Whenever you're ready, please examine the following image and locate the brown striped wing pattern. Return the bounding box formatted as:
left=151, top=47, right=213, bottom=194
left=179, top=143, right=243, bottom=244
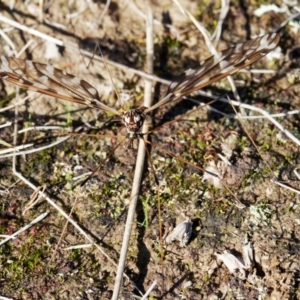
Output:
left=0, top=56, right=120, bottom=116
left=0, top=33, right=280, bottom=135
left=145, top=33, right=280, bottom=113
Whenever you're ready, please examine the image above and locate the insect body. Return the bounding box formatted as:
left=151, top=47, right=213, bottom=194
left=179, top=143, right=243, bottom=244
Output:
left=0, top=33, right=280, bottom=146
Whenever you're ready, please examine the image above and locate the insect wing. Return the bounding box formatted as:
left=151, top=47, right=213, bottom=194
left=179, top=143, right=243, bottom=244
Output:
left=146, top=33, right=280, bottom=113
left=0, top=56, right=120, bottom=116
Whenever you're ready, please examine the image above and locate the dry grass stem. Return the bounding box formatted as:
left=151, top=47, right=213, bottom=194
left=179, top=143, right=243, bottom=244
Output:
left=0, top=212, right=48, bottom=246
left=1, top=1, right=299, bottom=298
left=112, top=5, right=154, bottom=299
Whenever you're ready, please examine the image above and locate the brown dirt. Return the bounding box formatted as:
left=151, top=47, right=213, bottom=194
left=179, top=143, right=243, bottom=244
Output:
left=0, top=0, right=300, bottom=299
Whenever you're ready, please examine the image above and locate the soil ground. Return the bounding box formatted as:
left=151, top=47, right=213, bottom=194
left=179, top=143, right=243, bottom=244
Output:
left=0, top=0, right=300, bottom=299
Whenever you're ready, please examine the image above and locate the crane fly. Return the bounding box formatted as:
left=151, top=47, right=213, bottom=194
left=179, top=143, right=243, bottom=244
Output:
left=0, top=33, right=279, bottom=156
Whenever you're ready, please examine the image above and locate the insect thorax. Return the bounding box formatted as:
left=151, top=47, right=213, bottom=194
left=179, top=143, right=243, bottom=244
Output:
left=121, top=108, right=146, bottom=139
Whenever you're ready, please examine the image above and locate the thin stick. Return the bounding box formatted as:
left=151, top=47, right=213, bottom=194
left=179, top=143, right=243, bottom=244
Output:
left=8, top=88, right=140, bottom=293
left=0, top=136, right=70, bottom=158
left=211, top=0, right=230, bottom=45
left=0, top=14, right=169, bottom=85
left=112, top=5, right=154, bottom=299
left=192, top=92, right=300, bottom=147
left=0, top=27, right=17, bottom=56
left=141, top=280, right=157, bottom=300
left=271, top=179, right=300, bottom=195
left=0, top=14, right=279, bottom=87
left=0, top=295, right=13, bottom=300
left=188, top=96, right=300, bottom=119
left=0, top=93, right=37, bottom=113
left=127, top=0, right=179, bottom=35
left=0, top=212, right=48, bottom=246
left=97, top=0, right=111, bottom=24
left=0, top=14, right=64, bottom=47
left=226, top=97, right=300, bottom=195
left=0, top=143, right=33, bottom=155
left=172, top=0, right=244, bottom=113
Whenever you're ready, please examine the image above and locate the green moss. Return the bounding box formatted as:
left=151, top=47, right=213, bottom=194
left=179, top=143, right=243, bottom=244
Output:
left=71, top=248, right=82, bottom=261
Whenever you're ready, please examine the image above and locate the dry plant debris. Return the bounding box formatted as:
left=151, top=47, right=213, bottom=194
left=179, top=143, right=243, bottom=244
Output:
left=0, top=0, right=300, bottom=299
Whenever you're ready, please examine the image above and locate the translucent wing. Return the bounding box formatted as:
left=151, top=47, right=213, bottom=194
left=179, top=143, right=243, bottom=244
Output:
left=145, top=33, right=280, bottom=113
left=0, top=56, right=120, bottom=116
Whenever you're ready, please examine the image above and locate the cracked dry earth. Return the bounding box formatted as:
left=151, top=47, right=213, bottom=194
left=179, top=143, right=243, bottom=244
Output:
left=0, top=0, right=300, bottom=299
